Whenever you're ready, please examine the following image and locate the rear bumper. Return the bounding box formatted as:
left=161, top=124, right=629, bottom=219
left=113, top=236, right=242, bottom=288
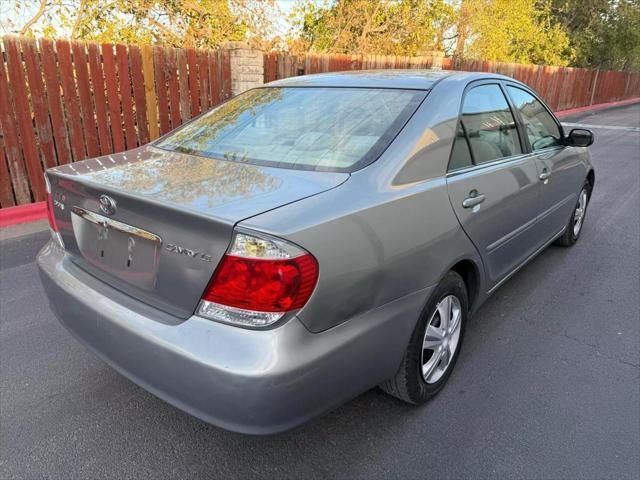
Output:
left=37, top=240, right=431, bottom=434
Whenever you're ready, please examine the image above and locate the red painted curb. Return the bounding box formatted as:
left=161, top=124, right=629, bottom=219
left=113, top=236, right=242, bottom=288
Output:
left=555, top=97, right=640, bottom=118
left=0, top=201, right=47, bottom=228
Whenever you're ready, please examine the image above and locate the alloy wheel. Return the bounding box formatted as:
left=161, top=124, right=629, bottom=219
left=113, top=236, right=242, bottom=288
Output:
left=573, top=188, right=588, bottom=237
left=421, top=295, right=462, bottom=384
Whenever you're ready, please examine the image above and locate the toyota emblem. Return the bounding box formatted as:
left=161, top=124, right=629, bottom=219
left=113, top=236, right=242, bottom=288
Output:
left=99, top=194, right=117, bottom=216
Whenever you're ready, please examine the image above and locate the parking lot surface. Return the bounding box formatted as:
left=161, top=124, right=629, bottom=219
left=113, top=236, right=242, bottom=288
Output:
left=1, top=104, right=639, bottom=479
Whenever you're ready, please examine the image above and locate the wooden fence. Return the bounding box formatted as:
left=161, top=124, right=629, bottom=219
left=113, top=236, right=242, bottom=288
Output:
left=264, top=52, right=442, bottom=81
left=452, top=59, right=640, bottom=111
left=264, top=52, right=640, bottom=112
left=0, top=35, right=231, bottom=207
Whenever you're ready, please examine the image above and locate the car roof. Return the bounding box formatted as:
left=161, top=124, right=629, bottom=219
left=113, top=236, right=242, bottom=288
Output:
left=265, top=70, right=515, bottom=90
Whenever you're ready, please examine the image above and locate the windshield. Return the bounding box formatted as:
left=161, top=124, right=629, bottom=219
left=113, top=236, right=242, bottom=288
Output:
left=155, top=87, right=426, bottom=172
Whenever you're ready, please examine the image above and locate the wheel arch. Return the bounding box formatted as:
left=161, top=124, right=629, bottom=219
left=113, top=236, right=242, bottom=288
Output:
left=586, top=169, right=595, bottom=192
left=449, top=258, right=481, bottom=312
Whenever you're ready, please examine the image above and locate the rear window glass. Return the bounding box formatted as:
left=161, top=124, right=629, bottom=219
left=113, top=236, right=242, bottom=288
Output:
left=155, top=87, right=425, bottom=172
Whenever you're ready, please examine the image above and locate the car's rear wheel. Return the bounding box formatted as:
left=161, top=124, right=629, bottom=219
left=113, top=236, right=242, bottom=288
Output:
left=380, top=271, right=467, bottom=404
left=555, top=180, right=591, bottom=247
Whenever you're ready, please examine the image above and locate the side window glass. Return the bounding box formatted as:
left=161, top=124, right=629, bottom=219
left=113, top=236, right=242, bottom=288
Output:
left=448, top=121, right=473, bottom=171
left=507, top=86, right=562, bottom=151
left=461, top=84, right=522, bottom=164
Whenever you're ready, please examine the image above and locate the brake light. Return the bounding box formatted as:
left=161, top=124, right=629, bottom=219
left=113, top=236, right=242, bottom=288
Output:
left=197, top=231, right=319, bottom=327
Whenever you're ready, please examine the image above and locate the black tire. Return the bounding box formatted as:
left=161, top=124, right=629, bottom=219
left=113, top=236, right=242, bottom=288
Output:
left=555, top=180, right=591, bottom=247
left=380, top=271, right=468, bottom=404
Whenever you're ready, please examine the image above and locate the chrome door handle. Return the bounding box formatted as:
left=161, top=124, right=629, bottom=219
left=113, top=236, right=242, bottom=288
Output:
left=462, top=192, right=486, bottom=208
left=539, top=171, right=552, bottom=181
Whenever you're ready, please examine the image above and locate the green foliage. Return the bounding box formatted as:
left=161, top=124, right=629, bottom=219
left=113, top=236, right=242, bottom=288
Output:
left=292, top=0, right=639, bottom=70
left=457, top=0, right=573, bottom=66
left=6, top=0, right=639, bottom=70
left=550, top=0, right=640, bottom=70
left=78, top=0, right=247, bottom=48
left=5, top=0, right=277, bottom=49
left=292, top=0, right=456, bottom=55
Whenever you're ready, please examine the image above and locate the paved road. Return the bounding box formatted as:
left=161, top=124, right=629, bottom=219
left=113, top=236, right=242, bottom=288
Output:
left=1, top=105, right=639, bottom=479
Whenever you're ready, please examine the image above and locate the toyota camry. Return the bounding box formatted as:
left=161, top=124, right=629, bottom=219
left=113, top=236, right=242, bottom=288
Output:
left=38, top=70, right=595, bottom=434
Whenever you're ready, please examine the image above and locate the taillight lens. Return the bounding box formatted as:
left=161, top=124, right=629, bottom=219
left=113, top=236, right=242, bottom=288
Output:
left=197, top=231, right=319, bottom=328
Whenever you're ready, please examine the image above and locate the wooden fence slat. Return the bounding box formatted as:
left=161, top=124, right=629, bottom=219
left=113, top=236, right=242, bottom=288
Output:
left=0, top=48, right=28, bottom=204
left=20, top=38, right=57, bottom=170
left=40, top=38, right=72, bottom=165
left=141, top=44, right=158, bottom=140
left=209, top=50, right=220, bottom=106
left=153, top=46, right=170, bottom=135
left=87, top=42, right=112, bottom=155
left=3, top=36, right=46, bottom=201
left=265, top=53, right=277, bottom=82
left=220, top=48, right=231, bottom=100
left=56, top=39, right=86, bottom=162
left=0, top=145, right=15, bottom=207
left=101, top=43, right=125, bottom=153
left=71, top=41, right=100, bottom=158
left=177, top=48, right=190, bottom=122
left=198, top=49, right=210, bottom=110
left=115, top=43, right=137, bottom=149
left=167, top=47, right=181, bottom=128
left=187, top=48, right=200, bottom=116
left=129, top=45, right=150, bottom=145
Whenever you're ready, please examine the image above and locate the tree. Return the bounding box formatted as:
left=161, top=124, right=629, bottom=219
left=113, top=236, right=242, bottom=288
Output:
left=291, top=0, right=455, bottom=55
left=454, top=0, right=573, bottom=65
left=549, top=0, right=640, bottom=70
left=4, top=0, right=277, bottom=49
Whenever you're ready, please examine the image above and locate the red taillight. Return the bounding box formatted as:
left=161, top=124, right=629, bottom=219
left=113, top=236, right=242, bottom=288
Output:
left=46, top=191, right=59, bottom=232
left=202, top=253, right=318, bottom=312
left=197, top=231, right=319, bottom=327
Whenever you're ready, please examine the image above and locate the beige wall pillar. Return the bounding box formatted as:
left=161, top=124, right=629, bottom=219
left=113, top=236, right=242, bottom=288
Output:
left=418, top=50, right=445, bottom=70
left=225, top=42, right=264, bottom=96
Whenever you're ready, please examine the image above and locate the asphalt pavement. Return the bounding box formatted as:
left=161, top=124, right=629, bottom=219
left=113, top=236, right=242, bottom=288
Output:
left=1, top=104, right=639, bottom=479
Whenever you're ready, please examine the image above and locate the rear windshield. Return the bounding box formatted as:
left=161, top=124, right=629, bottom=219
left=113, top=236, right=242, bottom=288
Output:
left=155, top=87, right=426, bottom=172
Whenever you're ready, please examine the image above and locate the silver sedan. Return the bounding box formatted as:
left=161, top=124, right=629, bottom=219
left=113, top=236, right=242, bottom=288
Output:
left=38, top=70, right=595, bottom=434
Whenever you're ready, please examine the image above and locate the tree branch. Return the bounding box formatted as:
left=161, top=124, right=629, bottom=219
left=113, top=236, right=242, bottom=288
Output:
left=20, top=0, right=47, bottom=35
left=71, top=0, right=87, bottom=39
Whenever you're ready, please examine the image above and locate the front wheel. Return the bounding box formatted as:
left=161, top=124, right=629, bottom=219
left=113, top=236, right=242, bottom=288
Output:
left=380, top=271, right=467, bottom=404
left=555, top=180, right=591, bottom=247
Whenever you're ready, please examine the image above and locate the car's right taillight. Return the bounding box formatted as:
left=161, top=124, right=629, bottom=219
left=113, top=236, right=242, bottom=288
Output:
left=197, top=230, right=319, bottom=328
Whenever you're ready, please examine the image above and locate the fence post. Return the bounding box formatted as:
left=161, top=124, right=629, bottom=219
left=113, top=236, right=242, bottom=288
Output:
left=225, top=42, right=264, bottom=97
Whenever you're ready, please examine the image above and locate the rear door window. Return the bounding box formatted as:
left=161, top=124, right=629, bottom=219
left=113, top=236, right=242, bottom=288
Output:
left=506, top=86, right=562, bottom=151
left=459, top=84, right=522, bottom=165
left=448, top=123, right=474, bottom=171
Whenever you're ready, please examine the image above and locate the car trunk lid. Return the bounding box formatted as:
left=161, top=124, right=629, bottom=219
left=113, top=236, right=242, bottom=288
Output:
left=46, top=146, right=348, bottom=318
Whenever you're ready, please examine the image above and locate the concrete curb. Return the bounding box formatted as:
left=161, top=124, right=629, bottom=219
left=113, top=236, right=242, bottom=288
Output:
left=555, top=97, right=640, bottom=118
left=1, top=97, right=638, bottom=227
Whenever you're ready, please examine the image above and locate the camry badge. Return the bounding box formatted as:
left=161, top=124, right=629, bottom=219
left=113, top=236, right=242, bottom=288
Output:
left=166, top=243, right=212, bottom=262
left=99, top=194, right=117, bottom=216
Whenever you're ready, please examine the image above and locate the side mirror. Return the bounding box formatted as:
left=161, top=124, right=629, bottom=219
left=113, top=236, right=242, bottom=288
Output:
left=567, top=128, right=594, bottom=147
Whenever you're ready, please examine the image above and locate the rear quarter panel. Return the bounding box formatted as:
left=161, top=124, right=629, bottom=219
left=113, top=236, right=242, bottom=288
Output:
left=241, top=80, right=486, bottom=333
